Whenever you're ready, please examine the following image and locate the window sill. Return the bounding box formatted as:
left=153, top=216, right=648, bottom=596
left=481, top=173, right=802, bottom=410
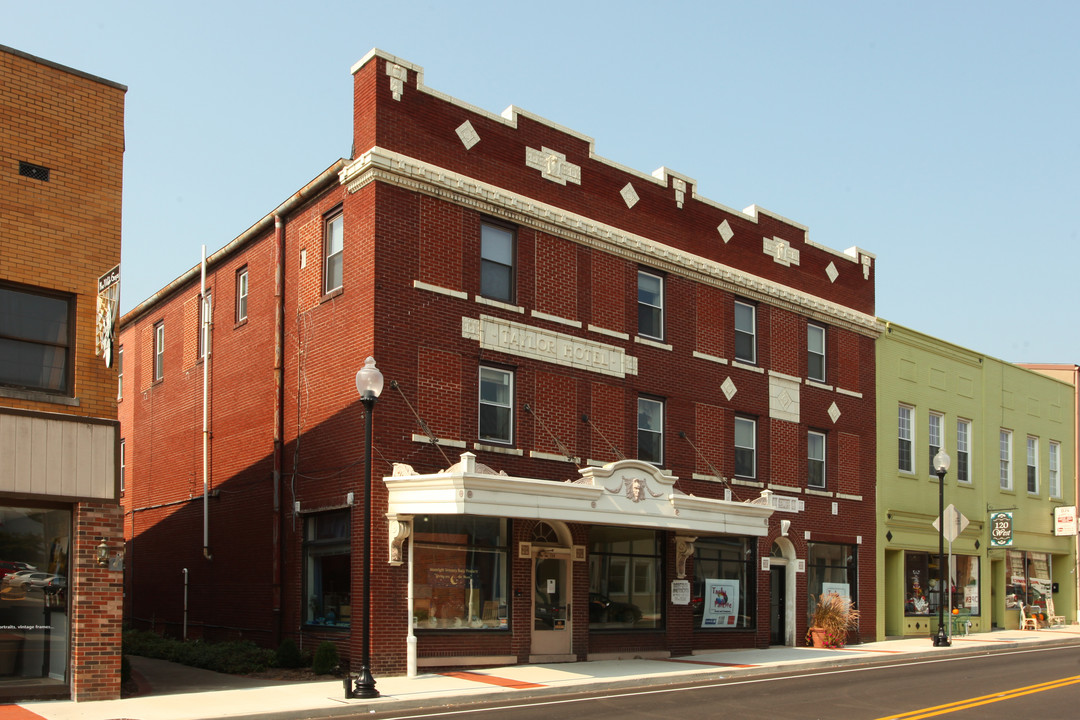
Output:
left=234, top=318, right=248, bottom=330
left=474, top=296, right=524, bottom=314
left=731, top=360, right=764, bottom=374
left=473, top=442, right=523, bottom=456
left=0, top=387, right=79, bottom=406
left=529, top=450, right=581, bottom=463
left=805, top=379, right=833, bottom=391
left=302, top=623, right=350, bottom=631
left=320, top=287, right=344, bottom=304
left=805, top=487, right=831, bottom=496
left=634, top=336, right=672, bottom=351
left=411, top=434, right=466, bottom=449
left=692, top=351, right=728, bottom=365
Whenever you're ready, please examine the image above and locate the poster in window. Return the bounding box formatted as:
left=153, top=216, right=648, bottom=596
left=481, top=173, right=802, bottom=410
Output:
left=701, top=579, right=740, bottom=627
left=822, top=582, right=850, bottom=603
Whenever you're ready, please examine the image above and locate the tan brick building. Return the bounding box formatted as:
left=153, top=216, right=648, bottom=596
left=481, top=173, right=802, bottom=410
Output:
left=0, top=44, right=126, bottom=701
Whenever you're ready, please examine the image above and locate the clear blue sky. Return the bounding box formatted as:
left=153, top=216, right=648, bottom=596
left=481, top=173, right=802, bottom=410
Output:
left=7, top=1, right=1078, bottom=363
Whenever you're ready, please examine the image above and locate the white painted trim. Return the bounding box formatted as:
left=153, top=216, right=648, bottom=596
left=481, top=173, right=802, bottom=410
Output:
left=530, top=310, right=581, bottom=328
left=588, top=325, right=630, bottom=340
left=412, top=280, right=468, bottom=299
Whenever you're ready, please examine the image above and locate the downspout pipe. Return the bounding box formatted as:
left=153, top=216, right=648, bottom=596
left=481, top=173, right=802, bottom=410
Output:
left=272, top=214, right=285, bottom=646
left=202, top=246, right=212, bottom=561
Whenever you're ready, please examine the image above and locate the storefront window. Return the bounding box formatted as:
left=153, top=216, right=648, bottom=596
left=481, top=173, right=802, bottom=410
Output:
left=304, top=511, right=350, bottom=627
left=905, top=551, right=979, bottom=616
left=0, top=506, right=71, bottom=683
left=692, top=537, right=756, bottom=629
left=413, top=516, right=508, bottom=630
left=588, top=527, right=662, bottom=630
left=806, top=543, right=857, bottom=626
left=1006, top=550, right=1052, bottom=613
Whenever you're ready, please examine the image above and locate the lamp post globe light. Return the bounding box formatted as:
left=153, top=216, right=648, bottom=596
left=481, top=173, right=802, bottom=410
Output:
left=350, top=356, right=384, bottom=699
left=932, top=447, right=951, bottom=648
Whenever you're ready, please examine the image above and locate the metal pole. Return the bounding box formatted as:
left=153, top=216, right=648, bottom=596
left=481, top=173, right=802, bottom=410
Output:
left=934, top=469, right=950, bottom=647
left=353, top=395, right=379, bottom=697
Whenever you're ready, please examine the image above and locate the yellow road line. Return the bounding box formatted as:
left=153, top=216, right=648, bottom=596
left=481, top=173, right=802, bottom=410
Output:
left=876, top=675, right=1080, bottom=719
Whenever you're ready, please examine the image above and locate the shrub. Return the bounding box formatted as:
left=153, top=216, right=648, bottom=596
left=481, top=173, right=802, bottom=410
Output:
left=122, top=629, right=275, bottom=674
left=806, top=592, right=860, bottom=648
left=275, top=637, right=304, bottom=669
left=312, top=641, right=339, bottom=675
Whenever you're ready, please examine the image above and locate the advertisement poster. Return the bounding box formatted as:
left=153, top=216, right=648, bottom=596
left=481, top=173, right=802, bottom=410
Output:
left=701, top=579, right=740, bottom=628
left=1055, top=506, right=1077, bottom=536
left=822, top=582, right=851, bottom=602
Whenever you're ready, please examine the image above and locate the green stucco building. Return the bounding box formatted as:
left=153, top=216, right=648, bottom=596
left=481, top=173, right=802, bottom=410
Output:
left=876, top=321, right=1077, bottom=640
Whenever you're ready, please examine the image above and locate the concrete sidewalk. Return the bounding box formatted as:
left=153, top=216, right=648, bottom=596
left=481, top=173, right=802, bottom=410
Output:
left=10, top=627, right=1080, bottom=720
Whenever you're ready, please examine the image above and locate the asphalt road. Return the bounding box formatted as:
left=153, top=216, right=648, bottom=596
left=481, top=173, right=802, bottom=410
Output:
left=347, top=644, right=1080, bottom=720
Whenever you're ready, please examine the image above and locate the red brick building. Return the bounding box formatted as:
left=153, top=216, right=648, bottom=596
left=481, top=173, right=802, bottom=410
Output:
left=118, top=49, right=879, bottom=677
left=1, top=45, right=125, bottom=701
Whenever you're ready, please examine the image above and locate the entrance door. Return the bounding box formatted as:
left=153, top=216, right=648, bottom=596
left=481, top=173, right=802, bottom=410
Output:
left=770, top=562, right=786, bottom=645
left=532, top=554, right=571, bottom=656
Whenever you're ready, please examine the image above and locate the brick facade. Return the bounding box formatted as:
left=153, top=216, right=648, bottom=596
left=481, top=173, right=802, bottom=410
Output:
left=120, top=50, right=878, bottom=675
left=0, top=44, right=126, bottom=701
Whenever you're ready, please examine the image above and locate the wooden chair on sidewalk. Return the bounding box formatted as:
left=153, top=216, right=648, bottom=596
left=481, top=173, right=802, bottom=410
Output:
left=1045, top=598, right=1067, bottom=627
left=1019, top=602, right=1040, bottom=630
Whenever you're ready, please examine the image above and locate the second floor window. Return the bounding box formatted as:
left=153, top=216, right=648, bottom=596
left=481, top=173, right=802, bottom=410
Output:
left=956, top=419, right=971, bottom=483
left=928, top=412, right=942, bottom=475
left=0, top=284, right=73, bottom=394
left=807, top=324, right=825, bottom=382
left=898, top=405, right=913, bottom=473
left=154, top=322, right=165, bottom=382
left=637, top=271, right=663, bottom=340
left=1000, top=430, right=1012, bottom=490
left=480, top=222, right=515, bottom=303
left=479, top=367, right=513, bottom=444
left=1027, top=436, right=1039, bottom=494
left=808, top=431, right=825, bottom=488
left=120, top=439, right=125, bottom=493
left=236, top=267, right=249, bottom=322
left=1049, top=441, right=1061, bottom=498
left=324, top=212, right=343, bottom=294
left=734, top=300, right=756, bottom=364
left=734, top=416, right=756, bottom=478
left=117, top=345, right=124, bottom=401
left=637, top=396, right=664, bottom=465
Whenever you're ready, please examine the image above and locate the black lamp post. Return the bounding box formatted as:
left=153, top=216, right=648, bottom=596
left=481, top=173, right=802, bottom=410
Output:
left=351, top=356, right=384, bottom=698
left=932, top=447, right=951, bottom=648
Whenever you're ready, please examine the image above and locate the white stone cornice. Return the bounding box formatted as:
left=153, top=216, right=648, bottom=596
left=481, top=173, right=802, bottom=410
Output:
left=340, top=148, right=881, bottom=336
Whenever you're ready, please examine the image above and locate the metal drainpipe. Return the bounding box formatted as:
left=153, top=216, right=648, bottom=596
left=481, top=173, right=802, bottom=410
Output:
left=202, top=246, right=212, bottom=561
left=272, top=214, right=285, bottom=646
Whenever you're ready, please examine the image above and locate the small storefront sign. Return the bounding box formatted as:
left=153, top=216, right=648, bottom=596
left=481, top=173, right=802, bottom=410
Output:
left=670, top=579, right=691, bottom=606
left=701, top=579, right=740, bottom=628
left=1055, top=506, right=1077, bottom=536
left=990, top=512, right=1013, bottom=547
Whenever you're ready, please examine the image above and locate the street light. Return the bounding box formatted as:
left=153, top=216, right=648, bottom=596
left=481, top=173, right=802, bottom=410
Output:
left=932, top=447, right=951, bottom=648
left=350, top=356, right=384, bottom=699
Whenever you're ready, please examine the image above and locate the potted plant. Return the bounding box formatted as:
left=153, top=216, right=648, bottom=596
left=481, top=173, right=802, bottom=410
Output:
left=806, top=592, right=860, bottom=648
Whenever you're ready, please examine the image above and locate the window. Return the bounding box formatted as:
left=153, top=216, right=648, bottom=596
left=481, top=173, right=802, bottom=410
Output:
left=806, top=543, right=857, bottom=628
left=119, top=439, right=125, bottom=493
left=236, top=267, right=248, bottom=323
left=1000, top=430, right=1013, bottom=490
left=898, top=405, right=914, bottom=473
left=1049, top=441, right=1061, bottom=498
left=1027, top=436, right=1039, bottom=494
left=734, top=416, right=756, bottom=478
left=637, top=396, right=664, bottom=465
left=956, top=419, right=971, bottom=483
left=808, top=431, right=826, bottom=488
left=807, top=324, right=825, bottom=382
left=198, top=292, right=212, bottom=360
left=479, top=367, right=513, bottom=444
left=117, top=345, right=124, bottom=401
left=154, top=322, right=164, bottom=382
left=734, top=300, right=756, bottom=364
left=304, top=510, right=350, bottom=626
left=905, top=551, right=979, bottom=616
left=324, top=211, right=343, bottom=294
left=413, top=516, right=509, bottom=630
left=693, top=537, right=756, bottom=629
left=0, top=284, right=73, bottom=394
left=480, top=222, right=515, bottom=302
left=588, top=526, right=662, bottom=630
left=1006, top=550, right=1052, bottom=613
left=637, top=271, right=663, bottom=340
left=927, top=412, right=942, bottom=475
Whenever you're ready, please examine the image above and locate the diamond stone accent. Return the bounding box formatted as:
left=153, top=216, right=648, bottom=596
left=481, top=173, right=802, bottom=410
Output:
left=456, top=121, right=480, bottom=150
left=828, top=402, right=841, bottom=424
left=721, top=377, right=737, bottom=401
left=718, top=220, right=734, bottom=243
left=620, top=183, right=639, bottom=208
left=826, top=262, right=839, bottom=283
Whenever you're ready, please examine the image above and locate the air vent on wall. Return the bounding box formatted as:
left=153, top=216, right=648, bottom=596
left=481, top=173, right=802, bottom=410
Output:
left=19, top=162, right=50, bottom=182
